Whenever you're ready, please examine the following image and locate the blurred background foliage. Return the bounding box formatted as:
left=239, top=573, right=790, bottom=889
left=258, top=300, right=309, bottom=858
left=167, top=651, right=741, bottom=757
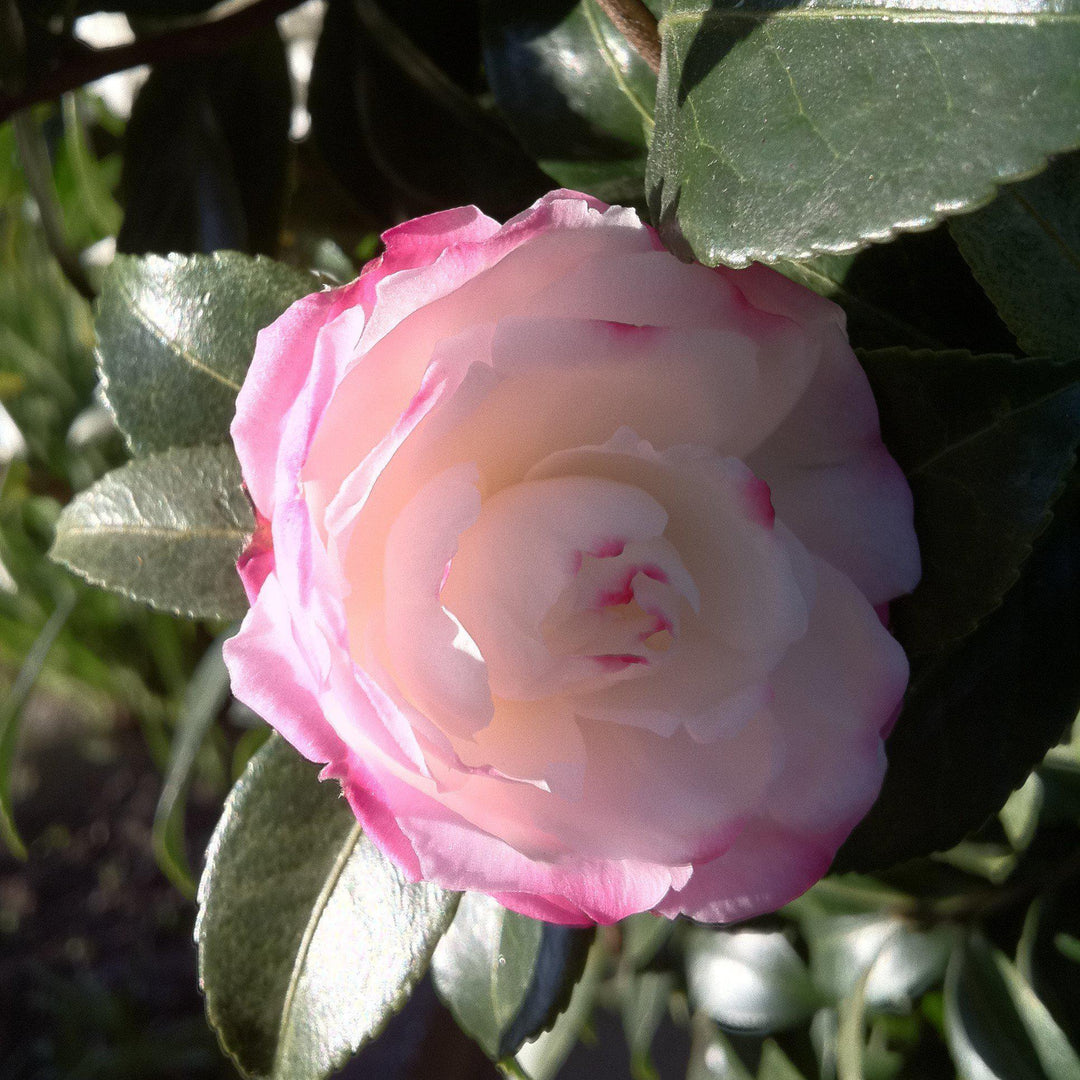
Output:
left=0, top=1, right=1078, bottom=1078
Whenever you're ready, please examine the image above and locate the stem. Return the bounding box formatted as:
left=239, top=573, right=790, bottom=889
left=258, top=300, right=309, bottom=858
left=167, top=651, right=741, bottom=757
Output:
left=0, top=0, right=305, bottom=123
left=594, top=0, right=661, bottom=75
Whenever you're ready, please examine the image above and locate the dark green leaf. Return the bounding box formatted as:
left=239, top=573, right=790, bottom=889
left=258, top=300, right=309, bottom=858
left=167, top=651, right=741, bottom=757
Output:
left=431, top=891, right=591, bottom=1060
left=118, top=28, right=291, bottom=257
left=1016, top=861, right=1080, bottom=1047
left=835, top=474, right=1080, bottom=870
left=483, top=0, right=659, bottom=204
left=95, top=251, right=315, bottom=454
left=944, top=936, right=1080, bottom=1080
left=309, top=0, right=549, bottom=223
left=196, top=735, right=459, bottom=1080
left=50, top=444, right=254, bottom=621
left=152, top=633, right=233, bottom=897
left=687, top=929, right=820, bottom=1034
left=951, top=152, right=1080, bottom=358
left=862, top=350, right=1080, bottom=655
left=648, top=0, right=1080, bottom=267
left=514, top=932, right=609, bottom=1080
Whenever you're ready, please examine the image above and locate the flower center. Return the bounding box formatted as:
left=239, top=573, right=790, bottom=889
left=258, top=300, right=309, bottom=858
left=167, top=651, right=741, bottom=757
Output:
left=540, top=539, right=693, bottom=676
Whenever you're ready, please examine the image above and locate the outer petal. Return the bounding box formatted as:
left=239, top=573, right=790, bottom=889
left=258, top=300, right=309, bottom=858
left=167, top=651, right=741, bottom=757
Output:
left=747, top=321, right=921, bottom=605
left=233, top=282, right=363, bottom=517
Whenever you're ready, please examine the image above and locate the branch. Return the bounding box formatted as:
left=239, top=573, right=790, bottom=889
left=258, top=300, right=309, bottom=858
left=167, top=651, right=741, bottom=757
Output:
left=0, top=0, right=304, bottom=124
left=594, top=0, right=661, bottom=75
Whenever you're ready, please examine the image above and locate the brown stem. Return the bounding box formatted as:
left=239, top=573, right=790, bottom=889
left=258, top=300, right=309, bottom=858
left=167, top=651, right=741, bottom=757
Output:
left=0, top=0, right=304, bottom=124
left=594, top=0, right=661, bottom=75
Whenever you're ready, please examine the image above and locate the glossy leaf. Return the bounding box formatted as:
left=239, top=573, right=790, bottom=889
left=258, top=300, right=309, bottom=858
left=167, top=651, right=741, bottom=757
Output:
left=648, top=0, right=1080, bottom=267
left=95, top=251, right=315, bottom=456
left=431, top=891, right=591, bottom=1060
left=152, top=633, right=233, bottom=897
left=944, top=936, right=1080, bottom=1080
left=308, top=0, right=548, bottom=223
left=861, top=350, right=1080, bottom=656
left=118, top=28, right=291, bottom=258
left=687, top=929, right=820, bottom=1035
left=196, top=735, right=459, bottom=1080
left=836, top=473, right=1080, bottom=870
left=951, top=152, right=1080, bottom=358
left=50, top=444, right=254, bottom=621
left=483, top=0, right=659, bottom=204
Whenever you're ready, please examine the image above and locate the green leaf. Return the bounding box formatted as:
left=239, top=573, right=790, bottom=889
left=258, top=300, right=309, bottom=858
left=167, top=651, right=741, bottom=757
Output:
left=950, top=152, right=1080, bottom=358
left=648, top=0, right=1080, bottom=268
left=835, top=472, right=1080, bottom=870
left=687, top=929, right=821, bottom=1035
left=515, top=933, right=609, bottom=1080
left=944, top=936, right=1080, bottom=1080
left=860, top=350, right=1080, bottom=656
left=757, top=1041, right=810, bottom=1080
left=196, top=735, right=459, bottom=1080
left=308, top=0, right=549, bottom=223
left=152, top=632, right=233, bottom=897
left=431, top=891, right=592, bottom=1061
left=998, top=772, right=1045, bottom=851
left=621, top=969, right=676, bottom=1080
left=50, top=444, right=254, bottom=620
left=482, top=0, right=659, bottom=204
left=95, top=251, right=316, bottom=455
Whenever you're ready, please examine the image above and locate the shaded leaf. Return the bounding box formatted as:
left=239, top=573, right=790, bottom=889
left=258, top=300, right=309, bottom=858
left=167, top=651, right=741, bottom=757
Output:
left=687, top=929, right=820, bottom=1035
left=621, top=969, right=676, bottom=1080
left=50, top=444, right=254, bottom=620
left=515, top=933, right=609, bottom=1080
left=951, top=151, right=1080, bottom=358
left=835, top=473, right=1080, bottom=870
left=152, top=633, right=233, bottom=897
left=758, top=1040, right=810, bottom=1080
left=96, top=251, right=315, bottom=455
left=431, top=891, right=592, bottom=1060
left=944, top=936, right=1080, bottom=1080
left=648, top=0, right=1080, bottom=267
left=860, top=350, right=1080, bottom=655
left=196, top=735, right=459, bottom=1080
left=483, top=0, right=659, bottom=204
left=309, top=0, right=549, bottom=222
left=118, top=28, right=291, bottom=257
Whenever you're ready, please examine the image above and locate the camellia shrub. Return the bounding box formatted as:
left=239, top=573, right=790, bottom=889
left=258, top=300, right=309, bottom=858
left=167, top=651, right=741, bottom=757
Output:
left=2, top=1, right=1079, bottom=1078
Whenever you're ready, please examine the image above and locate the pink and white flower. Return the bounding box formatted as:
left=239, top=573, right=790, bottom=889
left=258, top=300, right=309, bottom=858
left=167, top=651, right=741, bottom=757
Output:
left=224, top=191, right=920, bottom=925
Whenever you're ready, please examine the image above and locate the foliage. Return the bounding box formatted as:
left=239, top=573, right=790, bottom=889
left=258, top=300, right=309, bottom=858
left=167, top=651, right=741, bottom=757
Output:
left=1, top=0, right=1079, bottom=1078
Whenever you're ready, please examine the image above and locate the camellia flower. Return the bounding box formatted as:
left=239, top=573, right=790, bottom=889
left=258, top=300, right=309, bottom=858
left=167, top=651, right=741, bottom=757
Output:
left=224, top=191, right=920, bottom=926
